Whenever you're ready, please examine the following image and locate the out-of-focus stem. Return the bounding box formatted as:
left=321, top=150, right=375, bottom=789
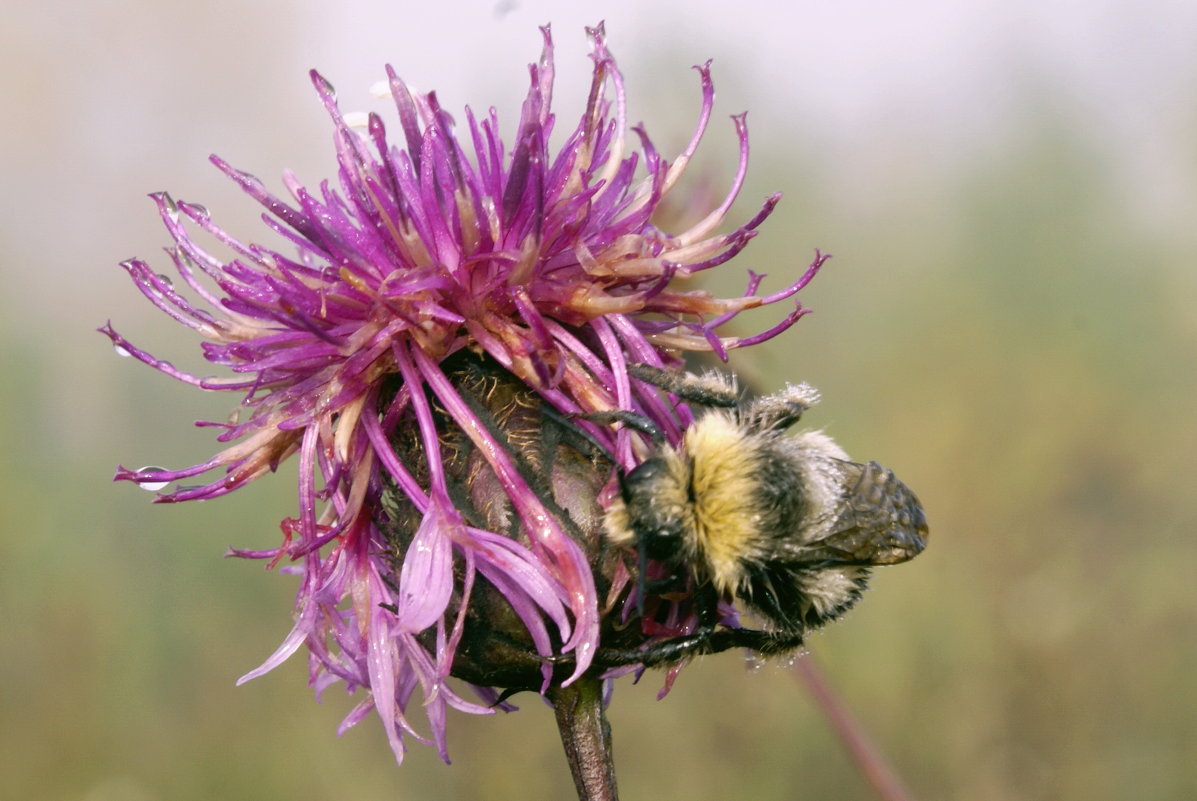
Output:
left=548, top=676, right=619, bottom=801
left=795, top=653, right=915, bottom=801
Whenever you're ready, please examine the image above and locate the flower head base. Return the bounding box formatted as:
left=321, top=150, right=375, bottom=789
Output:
left=105, top=24, right=826, bottom=763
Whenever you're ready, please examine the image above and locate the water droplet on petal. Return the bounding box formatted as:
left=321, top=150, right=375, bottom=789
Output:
left=134, top=466, right=170, bottom=491
left=160, top=194, right=180, bottom=222
left=188, top=203, right=210, bottom=220
left=156, top=273, right=174, bottom=289
left=312, top=71, right=336, bottom=100
left=113, top=344, right=132, bottom=358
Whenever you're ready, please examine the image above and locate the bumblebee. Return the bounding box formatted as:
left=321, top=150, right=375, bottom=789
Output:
left=598, top=365, right=928, bottom=666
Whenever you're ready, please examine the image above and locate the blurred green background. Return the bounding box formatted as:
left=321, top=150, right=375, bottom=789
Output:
left=3, top=2, right=1195, bottom=799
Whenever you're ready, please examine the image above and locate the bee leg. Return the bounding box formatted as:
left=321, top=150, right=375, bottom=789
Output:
left=628, top=364, right=739, bottom=408
left=552, top=621, right=807, bottom=670
left=573, top=409, right=663, bottom=443
left=540, top=404, right=618, bottom=464
left=591, top=582, right=722, bottom=668
left=538, top=635, right=710, bottom=669
left=631, top=581, right=807, bottom=663
left=740, top=383, right=821, bottom=432
left=586, top=621, right=807, bottom=669
left=594, top=632, right=716, bottom=668
left=550, top=587, right=807, bottom=670
left=708, top=625, right=807, bottom=656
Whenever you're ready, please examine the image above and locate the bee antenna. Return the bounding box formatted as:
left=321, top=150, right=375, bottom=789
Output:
left=572, top=409, right=664, bottom=444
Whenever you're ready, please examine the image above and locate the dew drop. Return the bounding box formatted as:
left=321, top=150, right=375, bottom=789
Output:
left=312, top=72, right=337, bottom=100
left=156, top=273, right=174, bottom=289
left=134, top=466, right=170, bottom=491
left=113, top=344, right=132, bottom=358
left=237, top=168, right=263, bottom=188
left=774, top=651, right=800, bottom=670
left=188, top=203, right=210, bottom=220
left=160, top=194, right=180, bottom=222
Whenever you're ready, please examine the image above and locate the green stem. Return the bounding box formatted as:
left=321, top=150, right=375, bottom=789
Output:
left=548, top=676, right=620, bottom=801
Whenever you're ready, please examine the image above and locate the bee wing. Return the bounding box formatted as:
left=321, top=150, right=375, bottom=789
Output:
left=807, top=460, right=929, bottom=566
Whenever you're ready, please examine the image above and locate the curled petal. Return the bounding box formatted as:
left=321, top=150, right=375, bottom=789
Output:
left=394, top=503, right=458, bottom=633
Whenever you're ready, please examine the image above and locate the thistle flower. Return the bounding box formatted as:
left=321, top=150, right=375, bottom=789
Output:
left=104, top=23, right=825, bottom=764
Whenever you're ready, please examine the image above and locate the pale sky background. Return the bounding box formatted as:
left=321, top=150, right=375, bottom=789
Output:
left=5, top=0, right=1194, bottom=282
left=5, top=0, right=1196, bottom=278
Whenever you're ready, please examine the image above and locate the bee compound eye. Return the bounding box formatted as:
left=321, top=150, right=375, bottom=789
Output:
left=624, top=457, right=669, bottom=489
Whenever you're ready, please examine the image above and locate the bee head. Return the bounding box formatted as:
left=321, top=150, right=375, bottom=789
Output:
left=617, top=455, right=692, bottom=564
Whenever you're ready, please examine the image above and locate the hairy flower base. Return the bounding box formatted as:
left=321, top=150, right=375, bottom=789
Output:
left=106, top=23, right=826, bottom=763
left=380, top=350, right=617, bottom=690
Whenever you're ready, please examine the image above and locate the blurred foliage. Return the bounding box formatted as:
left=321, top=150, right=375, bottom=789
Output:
left=4, top=83, right=1196, bottom=801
